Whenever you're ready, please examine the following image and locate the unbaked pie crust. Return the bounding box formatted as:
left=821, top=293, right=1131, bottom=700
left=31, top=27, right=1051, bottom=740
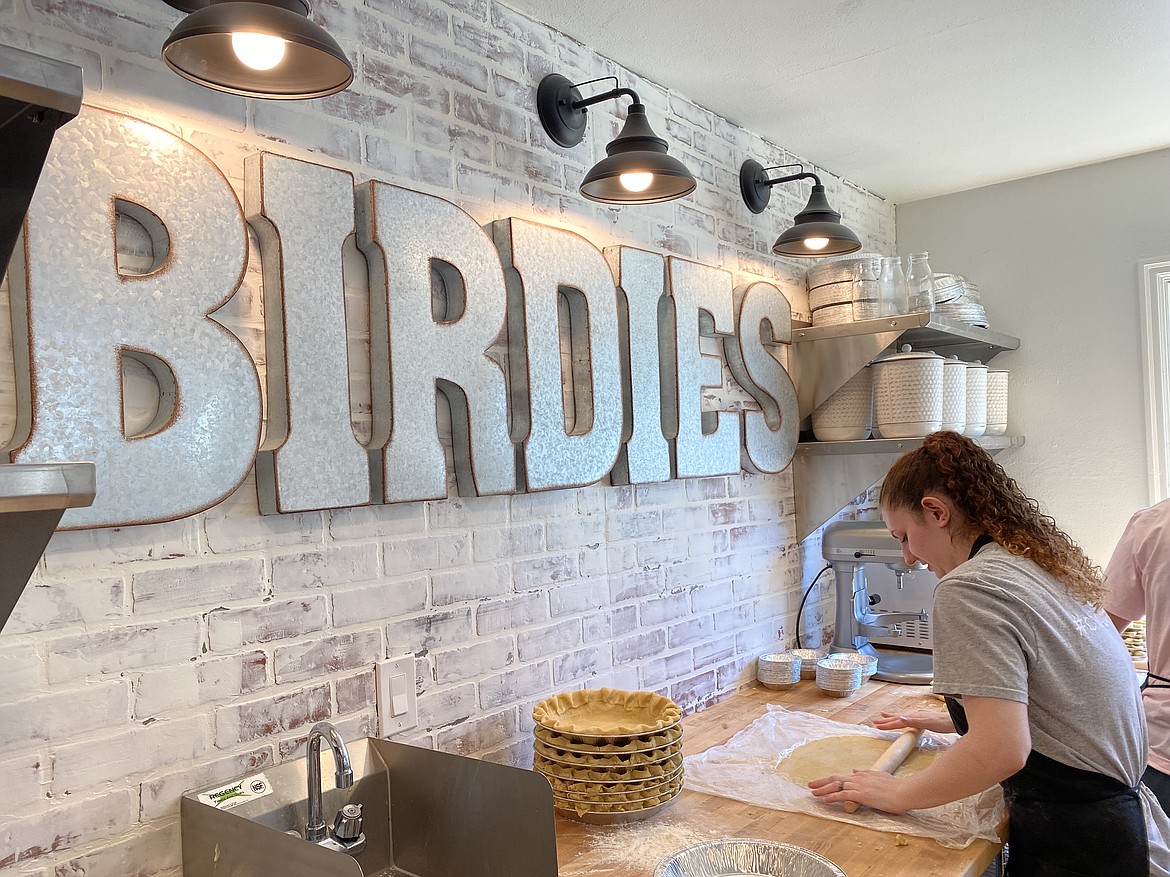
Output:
left=532, top=737, right=683, bottom=767
left=533, top=724, right=683, bottom=752
left=532, top=687, right=681, bottom=736
left=534, top=752, right=684, bottom=782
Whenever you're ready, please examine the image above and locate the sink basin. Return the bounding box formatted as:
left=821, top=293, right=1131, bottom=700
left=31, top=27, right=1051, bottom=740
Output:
left=181, top=737, right=558, bottom=877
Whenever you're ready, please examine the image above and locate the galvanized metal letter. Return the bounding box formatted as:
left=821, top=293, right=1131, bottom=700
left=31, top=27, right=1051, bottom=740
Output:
left=358, top=183, right=515, bottom=502
left=8, top=108, right=261, bottom=528
left=493, top=219, right=623, bottom=491
left=725, top=282, right=799, bottom=473
left=246, top=153, right=370, bottom=514
left=663, top=258, right=741, bottom=478
left=604, top=246, right=671, bottom=485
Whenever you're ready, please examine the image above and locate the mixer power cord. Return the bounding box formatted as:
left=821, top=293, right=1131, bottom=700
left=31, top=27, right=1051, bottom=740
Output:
left=795, top=562, right=833, bottom=650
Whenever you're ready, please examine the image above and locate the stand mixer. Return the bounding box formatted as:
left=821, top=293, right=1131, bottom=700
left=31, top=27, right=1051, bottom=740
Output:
left=822, top=520, right=936, bottom=684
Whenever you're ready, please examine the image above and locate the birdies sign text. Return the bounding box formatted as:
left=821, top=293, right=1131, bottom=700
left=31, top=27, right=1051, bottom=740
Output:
left=8, top=108, right=798, bottom=529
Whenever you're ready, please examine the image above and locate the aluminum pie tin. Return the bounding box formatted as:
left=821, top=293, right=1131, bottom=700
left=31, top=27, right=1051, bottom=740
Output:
left=553, top=781, right=683, bottom=821
left=533, top=737, right=683, bottom=765
left=654, top=838, right=847, bottom=877
left=538, top=764, right=684, bottom=795
left=534, top=751, right=684, bottom=778
left=534, top=719, right=683, bottom=748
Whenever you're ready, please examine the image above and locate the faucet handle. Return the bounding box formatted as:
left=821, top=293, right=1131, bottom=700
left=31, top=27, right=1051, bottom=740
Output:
left=333, top=803, right=363, bottom=841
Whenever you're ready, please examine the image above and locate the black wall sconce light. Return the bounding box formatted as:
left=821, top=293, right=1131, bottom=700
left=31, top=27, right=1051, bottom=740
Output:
left=161, top=0, right=353, bottom=100
left=739, top=159, right=862, bottom=257
left=537, top=73, right=696, bottom=205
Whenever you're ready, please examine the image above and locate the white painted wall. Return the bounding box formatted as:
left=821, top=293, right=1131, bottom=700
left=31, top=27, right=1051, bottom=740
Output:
left=897, top=147, right=1170, bottom=564
left=0, top=1, right=895, bottom=873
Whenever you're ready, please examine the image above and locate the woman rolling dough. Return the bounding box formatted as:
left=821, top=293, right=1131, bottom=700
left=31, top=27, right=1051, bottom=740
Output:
left=808, top=431, right=1170, bottom=876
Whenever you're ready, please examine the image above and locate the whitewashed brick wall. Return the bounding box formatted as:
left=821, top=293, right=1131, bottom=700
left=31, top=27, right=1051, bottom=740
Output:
left=0, top=0, right=894, bottom=873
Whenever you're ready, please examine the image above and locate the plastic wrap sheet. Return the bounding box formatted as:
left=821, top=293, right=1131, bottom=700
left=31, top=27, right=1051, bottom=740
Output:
left=683, top=705, right=1004, bottom=849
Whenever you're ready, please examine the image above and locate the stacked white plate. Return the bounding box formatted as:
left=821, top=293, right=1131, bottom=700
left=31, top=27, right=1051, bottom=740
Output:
left=806, top=254, right=885, bottom=326
left=531, top=688, right=684, bottom=822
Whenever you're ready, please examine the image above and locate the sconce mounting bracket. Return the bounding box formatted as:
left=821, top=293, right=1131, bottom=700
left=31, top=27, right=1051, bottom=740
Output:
left=739, top=158, right=773, bottom=214
left=537, top=73, right=588, bottom=148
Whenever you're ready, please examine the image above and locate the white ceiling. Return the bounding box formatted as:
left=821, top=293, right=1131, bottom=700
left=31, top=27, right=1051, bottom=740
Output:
left=504, top=0, right=1170, bottom=203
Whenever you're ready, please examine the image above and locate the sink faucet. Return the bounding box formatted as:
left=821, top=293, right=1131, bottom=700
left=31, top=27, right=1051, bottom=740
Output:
left=305, top=721, right=354, bottom=843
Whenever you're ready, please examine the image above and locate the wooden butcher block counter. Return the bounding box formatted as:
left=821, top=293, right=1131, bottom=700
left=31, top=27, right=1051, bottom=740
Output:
left=552, top=679, right=1002, bottom=877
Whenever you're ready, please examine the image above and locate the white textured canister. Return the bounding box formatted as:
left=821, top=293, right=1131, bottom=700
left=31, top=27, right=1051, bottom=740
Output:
left=811, top=366, right=873, bottom=442
left=986, top=369, right=1009, bottom=436
left=872, top=346, right=944, bottom=439
left=940, top=356, right=968, bottom=433
left=963, top=361, right=989, bottom=438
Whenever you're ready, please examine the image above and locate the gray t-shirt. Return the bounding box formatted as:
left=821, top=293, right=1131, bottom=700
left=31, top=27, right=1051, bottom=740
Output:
left=932, top=542, right=1146, bottom=782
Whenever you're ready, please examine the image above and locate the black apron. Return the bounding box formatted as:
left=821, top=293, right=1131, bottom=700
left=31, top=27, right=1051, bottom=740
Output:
left=940, top=536, right=1149, bottom=877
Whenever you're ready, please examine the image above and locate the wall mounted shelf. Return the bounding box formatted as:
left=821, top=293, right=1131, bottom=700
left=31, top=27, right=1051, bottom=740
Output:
left=789, top=313, right=1020, bottom=419
left=792, top=434, right=1025, bottom=541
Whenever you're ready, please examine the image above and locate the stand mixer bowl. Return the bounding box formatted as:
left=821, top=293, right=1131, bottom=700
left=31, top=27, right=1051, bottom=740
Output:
left=821, top=520, right=936, bottom=684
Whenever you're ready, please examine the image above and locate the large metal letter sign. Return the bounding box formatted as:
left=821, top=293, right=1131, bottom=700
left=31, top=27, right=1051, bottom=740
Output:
left=8, top=108, right=261, bottom=528
left=604, top=247, right=671, bottom=485
left=494, top=219, right=623, bottom=491
left=664, top=258, right=741, bottom=478
left=246, top=154, right=370, bottom=514
left=358, top=183, right=515, bottom=503
left=725, top=282, right=799, bottom=473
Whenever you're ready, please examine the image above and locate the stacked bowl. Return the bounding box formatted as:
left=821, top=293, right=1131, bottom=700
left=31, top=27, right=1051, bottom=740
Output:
left=757, top=652, right=802, bottom=690
left=827, top=651, right=878, bottom=681
left=791, top=648, right=824, bottom=678
left=531, top=688, right=684, bottom=821
left=815, top=656, right=863, bottom=697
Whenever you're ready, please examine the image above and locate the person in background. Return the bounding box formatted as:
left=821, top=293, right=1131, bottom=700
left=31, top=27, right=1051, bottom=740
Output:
left=1105, top=498, right=1170, bottom=814
left=808, top=431, right=1170, bottom=876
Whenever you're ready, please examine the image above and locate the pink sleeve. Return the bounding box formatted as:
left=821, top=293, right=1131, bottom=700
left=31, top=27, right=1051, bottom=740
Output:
left=1104, top=512, right=1147, bottom=621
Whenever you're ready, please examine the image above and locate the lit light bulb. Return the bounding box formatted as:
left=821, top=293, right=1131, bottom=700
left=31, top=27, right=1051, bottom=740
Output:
left=803, top=237, right=830, bottom=251
left=619, top=172, right=654, bottom=193
left=231, top=32, right=286, bottom=71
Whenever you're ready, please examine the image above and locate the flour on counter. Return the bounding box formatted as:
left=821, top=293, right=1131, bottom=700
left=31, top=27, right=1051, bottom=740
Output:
left=572, top=818, right=722, bottom=873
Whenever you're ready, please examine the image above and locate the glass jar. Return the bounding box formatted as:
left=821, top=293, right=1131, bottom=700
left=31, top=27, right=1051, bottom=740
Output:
left=852, top=258, right=881, bottom=320
left=878, top=256, right=909, bottom=315
left=906, top=252, right=935, bottom=313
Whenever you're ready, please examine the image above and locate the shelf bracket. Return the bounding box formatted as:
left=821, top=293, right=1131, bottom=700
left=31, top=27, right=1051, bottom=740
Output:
left=792, top=435, right=1025, bottom=541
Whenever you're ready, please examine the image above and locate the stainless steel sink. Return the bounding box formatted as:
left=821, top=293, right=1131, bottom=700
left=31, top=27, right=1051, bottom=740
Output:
left=181, top=736, right=558, bottom=877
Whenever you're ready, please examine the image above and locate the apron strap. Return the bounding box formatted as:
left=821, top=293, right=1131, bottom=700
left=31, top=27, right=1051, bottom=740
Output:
left=1143, top=669, right=1170, bottom=691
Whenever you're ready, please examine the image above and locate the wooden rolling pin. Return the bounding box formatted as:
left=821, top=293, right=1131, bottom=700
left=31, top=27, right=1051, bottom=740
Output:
left=843, top=728, right=922, bottom=813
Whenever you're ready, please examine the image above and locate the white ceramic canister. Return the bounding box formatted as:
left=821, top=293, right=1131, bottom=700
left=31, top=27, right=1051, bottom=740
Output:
left=940, top=356, right=968, bottom=433
left=811, top=366, right=873, bottom=441
left=963, top=361, right=989, bottom=437
left=871, top=345, right=944, bottom=439
left=986, top=369, right=1009, bottom=435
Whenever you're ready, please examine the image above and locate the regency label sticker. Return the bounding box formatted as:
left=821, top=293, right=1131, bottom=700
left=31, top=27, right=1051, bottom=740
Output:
left=196, top=773, right=273, bottom=810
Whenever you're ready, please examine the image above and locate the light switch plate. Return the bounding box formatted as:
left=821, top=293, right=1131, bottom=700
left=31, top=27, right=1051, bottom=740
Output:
left=376, top=655, right=418, bottom=736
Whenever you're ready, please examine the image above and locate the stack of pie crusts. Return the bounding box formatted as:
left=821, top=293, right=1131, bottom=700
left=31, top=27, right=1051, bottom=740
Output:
left=531, top=687, right=685, bottom=821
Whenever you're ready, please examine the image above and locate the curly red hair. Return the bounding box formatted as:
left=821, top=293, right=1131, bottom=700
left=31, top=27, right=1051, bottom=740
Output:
left=880, top=431, right=1105, bottom=606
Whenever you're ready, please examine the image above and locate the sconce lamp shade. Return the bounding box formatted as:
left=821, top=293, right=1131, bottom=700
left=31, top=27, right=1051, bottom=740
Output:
left=739, top=158, right=862, bottom=258
left=537, top=72, right=695, bottom=205
left=772, top=185, right=862, bottom=257
left=578, top=104, right=696, bottom=204
left=162, top=0, right=353, bottom=100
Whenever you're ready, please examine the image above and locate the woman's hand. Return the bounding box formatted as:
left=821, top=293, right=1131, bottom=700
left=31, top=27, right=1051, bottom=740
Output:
left=871, top=710, right=955, bottom=734
left=807, top=769, right=911, bottom=814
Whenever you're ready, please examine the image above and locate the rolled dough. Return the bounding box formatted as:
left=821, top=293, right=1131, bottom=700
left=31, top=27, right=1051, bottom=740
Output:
left=776, top=734, right=938, bottom=786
